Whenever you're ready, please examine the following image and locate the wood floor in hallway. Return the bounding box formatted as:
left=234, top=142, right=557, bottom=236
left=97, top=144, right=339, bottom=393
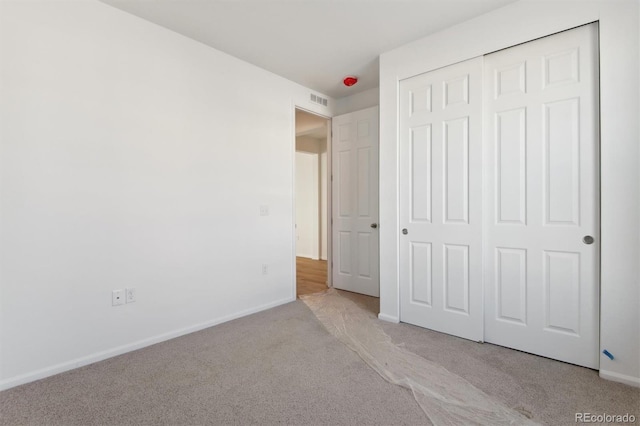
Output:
left=296, top=257, right=327, bottom=297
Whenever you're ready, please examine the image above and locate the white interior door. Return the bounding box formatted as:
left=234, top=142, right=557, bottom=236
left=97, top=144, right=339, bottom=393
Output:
left=399, top=58, right=484, bottom=341
left=483, top=24, right=600, bottom=368
left=332, top=106, right=379, bottom=297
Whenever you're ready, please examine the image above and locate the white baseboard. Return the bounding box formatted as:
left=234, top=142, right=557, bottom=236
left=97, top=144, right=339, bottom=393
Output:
left=0, top=296, right=294, bottom=392
left=297, top=254, right=320, bottom=260
left=599, top=369, right=640, bottom=388
left=378, top=313, right=400, bottom=323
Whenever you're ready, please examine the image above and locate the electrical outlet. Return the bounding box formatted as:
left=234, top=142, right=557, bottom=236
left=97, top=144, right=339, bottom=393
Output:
left=259, top=205, right=269, bottom=216
left=126, top=287, right=136, bottom=303
left=112, top=289, right=125, bottom=306
left=262, top=264, right=268, bottom=275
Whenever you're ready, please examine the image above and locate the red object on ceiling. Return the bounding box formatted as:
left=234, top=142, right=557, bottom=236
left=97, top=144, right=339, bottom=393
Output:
left=343, top=76, right=358, bottom=87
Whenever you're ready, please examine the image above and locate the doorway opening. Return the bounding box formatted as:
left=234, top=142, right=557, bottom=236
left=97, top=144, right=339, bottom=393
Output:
left=294, top=108, right=331, bottom=298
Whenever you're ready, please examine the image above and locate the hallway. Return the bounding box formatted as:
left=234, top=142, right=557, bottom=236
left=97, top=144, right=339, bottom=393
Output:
left=296, top=257, right=327, bottom=297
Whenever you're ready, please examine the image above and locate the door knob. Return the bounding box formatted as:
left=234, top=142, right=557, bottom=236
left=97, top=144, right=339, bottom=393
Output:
left=370, top=223, right=378, bottom=229
left=583, top=235, right=595, bottom=245
left=402, top=228, right=408, bottom=235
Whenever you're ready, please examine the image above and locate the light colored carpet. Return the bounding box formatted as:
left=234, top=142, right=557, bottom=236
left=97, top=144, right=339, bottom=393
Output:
left=379, top=319, right=640, bottom=425
left=338, top=291, right=640, bottom=425
left=0, top=300, right=428, bottom=425
left=1, top=292, right=638, bottom=425
left=302, top=289, right=536, bottom=425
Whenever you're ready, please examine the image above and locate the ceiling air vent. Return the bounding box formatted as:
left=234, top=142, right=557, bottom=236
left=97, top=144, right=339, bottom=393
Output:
left=310, top=93, right=328, bottom=107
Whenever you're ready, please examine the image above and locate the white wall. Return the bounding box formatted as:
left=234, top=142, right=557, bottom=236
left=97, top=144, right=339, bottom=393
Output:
left=295, top=135, right=328, bottom=261
left=0, top=0, right=334, bottom=390
left=379, top=0, right=640, bottom=386
left=295, top=151, right=319, bottom=259
left=295, top=109, right=329, bottom=135
left=334, top=87, right=379, bottom=115
left=295, top=135, right=321, bottom=154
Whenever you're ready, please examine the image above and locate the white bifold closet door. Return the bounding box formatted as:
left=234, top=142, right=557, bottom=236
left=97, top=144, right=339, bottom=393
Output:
left=483, top=24, right=599, bottom=369
left=399, top=58, right=484, bottom=342
left=399, top=23, right=599, bottom=368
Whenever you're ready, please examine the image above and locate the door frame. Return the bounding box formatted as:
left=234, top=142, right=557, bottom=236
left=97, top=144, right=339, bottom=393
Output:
left=292, top=105, right=332, bottom=299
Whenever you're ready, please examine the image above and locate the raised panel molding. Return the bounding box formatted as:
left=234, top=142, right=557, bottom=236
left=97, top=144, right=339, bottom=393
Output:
left=410, top=125, right=432, bottom=223
left=339, top=124, right=351, bottom=142
left=338, top=150, right=351, bottom=218
left=496, top=248, right=527, bottom=324
left=544, top=250, right=581, bottom=336
left=443, top=74, right=469, bottom=108
left=544, top=98, right=580, bottom=226
left=358, top=232, right=371, bottom=278
left=410, top=86, right=432, bottom=115
left=338, top=231, right=351, bottom=274
left=357, top=147, right=371, bottom=217
left=544, top=48, right=579, bottom=88
left=495, top=62, right=526, bottom=98
left=496, top=108, right=527, bottom=225
left=444, top=244, right=470, bottom=314
left=443, top=117, right=469, bottom=224
left=410, top=242, right=432, bottom=306
left=357, top=120, right=370, bottom=138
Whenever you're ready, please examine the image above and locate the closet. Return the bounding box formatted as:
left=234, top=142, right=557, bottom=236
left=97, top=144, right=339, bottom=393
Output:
left=398, top=23, right=600, bottom=368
